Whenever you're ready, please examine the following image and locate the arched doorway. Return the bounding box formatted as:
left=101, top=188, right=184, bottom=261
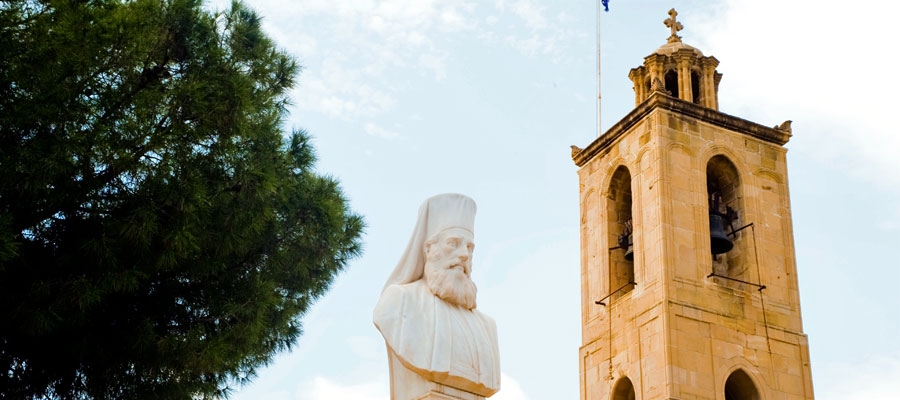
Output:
left=724, top=369, right=760, bottom=400
left=611, top=376, right=636, bottom=400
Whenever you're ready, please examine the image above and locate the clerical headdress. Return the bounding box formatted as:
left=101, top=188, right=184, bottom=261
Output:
left=382, top=193, right=476, bottom=291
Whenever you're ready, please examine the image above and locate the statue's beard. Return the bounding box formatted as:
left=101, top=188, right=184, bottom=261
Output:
left=424, top=260, right=477, bottom=310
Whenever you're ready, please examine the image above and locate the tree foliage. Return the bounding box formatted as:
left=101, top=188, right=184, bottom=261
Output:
left=0, top=0, right=364, bottom=398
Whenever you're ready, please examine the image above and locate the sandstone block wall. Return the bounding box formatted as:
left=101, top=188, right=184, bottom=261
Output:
left=576, top=94, right=813, bottom=400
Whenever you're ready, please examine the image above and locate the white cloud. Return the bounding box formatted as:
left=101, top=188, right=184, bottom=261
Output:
left=211, top=0, right=593, bottom=123
left=498, top=6, right=588, bottom=61
left=297, top=58, right=397, bottom=119
left=204, top=0, right=481, bottom=123
left=879, top=206, right=900, bottom=231
left=288, top=1, right=476, bottom=119
left=438, top=6, right=473, bottom=32
left=295, top=37, right=318, bottom=60
left=346, top=335, right=382, bottom=359
left=693, top=0, right=900, bottom=189
left=294, top=372, right=526, bottom=400
left=300, top=376, right=390, bottom=400
left=495, top=373, right=529, bottom=400
left=819, top=354, right=900, bottom=400
left=511, top=0, right=547, bottom=31
left=364, top=123, right=400, bottom=140
left=504, top=34, right=550, bottom=57
left=418, top=51, right=449, bottom=80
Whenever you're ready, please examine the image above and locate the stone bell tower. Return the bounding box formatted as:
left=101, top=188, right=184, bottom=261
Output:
left=571, top=9, right=814, bottom=400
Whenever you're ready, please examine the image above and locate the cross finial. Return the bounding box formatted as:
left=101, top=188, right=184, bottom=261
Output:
left=664, top=8, right=683, bottom=43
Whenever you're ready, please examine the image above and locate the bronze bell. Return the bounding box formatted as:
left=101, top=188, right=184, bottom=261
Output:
left=709, top=213, right=733, bottom=254
left=623, top=233, right=634, bottom=261
left=618, top=219, right=635, bottom=261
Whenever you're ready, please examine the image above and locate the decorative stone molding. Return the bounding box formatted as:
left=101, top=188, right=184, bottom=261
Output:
left=572, top=92, right=792, bottom=167
left=571, top=145, right=584, bottom=158
left=775, top=120, right=793, bottom=133
left=649, top=77, right=668, bottom=95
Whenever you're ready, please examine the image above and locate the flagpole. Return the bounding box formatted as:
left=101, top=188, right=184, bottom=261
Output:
left=596, top=0, right=602, bottom=138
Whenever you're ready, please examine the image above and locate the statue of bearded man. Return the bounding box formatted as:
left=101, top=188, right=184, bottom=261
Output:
left=373, top=194, right=501, bottom=399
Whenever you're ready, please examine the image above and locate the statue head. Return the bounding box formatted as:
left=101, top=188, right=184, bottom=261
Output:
left=424, top=227, right=477, bottom=310
left=383, top=193, right=479, bottom=309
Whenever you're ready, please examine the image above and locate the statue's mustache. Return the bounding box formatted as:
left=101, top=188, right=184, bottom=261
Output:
left=437, top=259, right=470, bottom=275
left=425, top=260, right=477, bottom=310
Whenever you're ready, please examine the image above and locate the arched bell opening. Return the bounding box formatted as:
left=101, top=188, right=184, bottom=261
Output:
left=664, top=70, right=679, bottom=98
left=724, top=369, right=760, bottom=400
left=691, top=70, right=701, bottom=104
left=644, top=76, right=652, bottom=100
left=611, top=376, right=637, bottom=400
left=607, top=166, right=635, bottom=301
left=706, top=155, right=748, bottom=283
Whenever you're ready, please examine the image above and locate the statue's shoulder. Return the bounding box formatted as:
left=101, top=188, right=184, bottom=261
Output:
left=374, top=281, right=427, bottom=323
left=380, top=280, right=424, bottom=301
left=374, top=280, right=435, bottom=355
left=473, top=308, right=498, bottom=333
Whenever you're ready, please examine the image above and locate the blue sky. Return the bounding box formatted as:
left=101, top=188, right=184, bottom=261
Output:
left=203, top=0, right=900, bottom=398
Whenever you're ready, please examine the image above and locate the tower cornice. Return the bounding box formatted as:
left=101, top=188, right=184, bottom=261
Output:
left=572, top=92, right=792, bottom=167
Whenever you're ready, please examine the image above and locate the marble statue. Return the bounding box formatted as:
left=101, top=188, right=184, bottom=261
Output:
left=374, top=193, right=501, bottom=399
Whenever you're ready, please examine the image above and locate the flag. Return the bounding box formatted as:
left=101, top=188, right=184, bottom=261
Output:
left=601, top=0, right=609, bottom=12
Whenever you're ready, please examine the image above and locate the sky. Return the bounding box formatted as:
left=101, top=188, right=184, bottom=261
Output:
left=201, top=0, right=900, bottom=399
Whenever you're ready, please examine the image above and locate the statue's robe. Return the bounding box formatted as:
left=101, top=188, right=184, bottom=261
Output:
left=373, top=280, right=500, bottom=398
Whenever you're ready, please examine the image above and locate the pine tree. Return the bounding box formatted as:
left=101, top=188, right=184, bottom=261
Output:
left=0, top=1, right=364, bottom=398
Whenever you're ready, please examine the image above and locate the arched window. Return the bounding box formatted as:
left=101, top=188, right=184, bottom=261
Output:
left=607, top=166, right=634, bottom=301
left=644, top=77, right=652, bottom=99
left=724, top=369, right=760, bottom=400
left=706, top=155, right=748, bottom=282
left=691, top=70, right=701, bottom=104
left=664, top=70, right=679, bottom=98
left=612, top=377, right=636, bottom=400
